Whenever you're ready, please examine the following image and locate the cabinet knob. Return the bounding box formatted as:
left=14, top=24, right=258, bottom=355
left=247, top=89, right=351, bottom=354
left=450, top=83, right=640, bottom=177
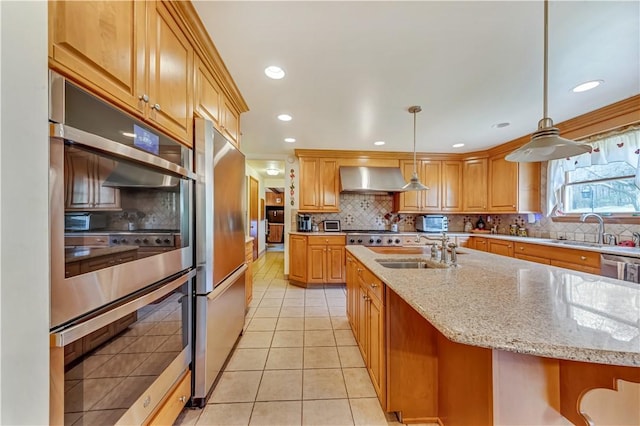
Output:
left=138, top=94, right=149, bottom=103
left=520, top=247, right=524, bottom=250
left=512, top=205, right=516, bottom=208
left=580, top=256, right=587, bottom=260
left=178, top=395, right=187, bottom=403
left=370, top=283, right=378, bottom=288
left=362, top=294, right=367, bottom=300
left=152, top=103, right=162, bottom=111
left=508, top=245, right=512, bottom=248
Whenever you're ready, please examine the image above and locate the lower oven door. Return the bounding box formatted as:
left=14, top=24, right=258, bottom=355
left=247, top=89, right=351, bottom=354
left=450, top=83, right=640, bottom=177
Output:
left=50, top=269, right=194, bottom=425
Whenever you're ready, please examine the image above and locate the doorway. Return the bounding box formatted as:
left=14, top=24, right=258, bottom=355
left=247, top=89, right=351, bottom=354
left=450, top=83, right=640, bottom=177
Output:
left=249, top=176, right=259, bottom=260
left=265, top=188, right=285, bottom=252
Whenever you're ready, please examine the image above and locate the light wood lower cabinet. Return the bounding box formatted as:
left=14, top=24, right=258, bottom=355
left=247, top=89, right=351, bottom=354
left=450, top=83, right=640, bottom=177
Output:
left=289, top=235, right=345, bottom=286
left=245, top=240, right=253, bottom=308
left=487, top=238, right=514, bottom=257
left=145, top=370, right=191, bottom=426
left=347, top=255, right=386, bottom=408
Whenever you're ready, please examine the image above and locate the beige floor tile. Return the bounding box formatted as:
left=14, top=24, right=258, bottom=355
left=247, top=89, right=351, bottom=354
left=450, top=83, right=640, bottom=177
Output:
left=343, top=368, right=377, bottom=398
left=225, top=348, right=269, bottom=371
left=349, top=398, right=387, bottom=426
left=304, top=317, right=333, bottom=330
left=258, top=298, right=283, bottom=308
left=303, top=369, right=347, bottom=400
left=302, top=399, right=354, bottom=426
left=256, top=370, right=303, bottom=401
left=276, top=317, right=305, bottom=331
left=271, top=330, right=304, bottom=348
left=209, top=371, right=262, bottom=403
left=303, top=347, right=341, bottom=369
left=282, top=298, right=305, bottom=307
left=196, top=402, right=253, bottom=425
left=174, top=407, right=202, bottom=426
left=304, top=330, right=336, bottom=347
left=337, top=346, right=365, bottom=368
left=265, top=347, right=303, bottom=370
left=334, top=330, right=357, bottom=346
left=280, top=307, right=305, bottom=318
left=253, top=307, right=281, bottom=318
left=246, top=317, right=277, bottom=332
left=236, top=331, right=273, bottom=348
left=250, top=401, right=302, bottom=426
left=326, top=297, right=346, bottom=307
left=329, top=306, right=347, bottom=317
left=263, top=289, right=285, bottom=299
left=330, top=316, right=351, bottom=330
left=304, top=298, right=328, bottom=307
left=284, top=288, right=306, bottom=299
left=305, top=306, right=330, bottom=317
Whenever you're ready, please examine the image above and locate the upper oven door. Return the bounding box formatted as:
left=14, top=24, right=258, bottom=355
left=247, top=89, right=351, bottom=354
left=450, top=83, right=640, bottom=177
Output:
left=49, top=72, right=195, bottom=330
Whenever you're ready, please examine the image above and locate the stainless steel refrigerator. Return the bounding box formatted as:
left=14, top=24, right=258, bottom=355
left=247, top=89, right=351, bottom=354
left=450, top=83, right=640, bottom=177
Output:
left=192, top=118, right=247, bottom=407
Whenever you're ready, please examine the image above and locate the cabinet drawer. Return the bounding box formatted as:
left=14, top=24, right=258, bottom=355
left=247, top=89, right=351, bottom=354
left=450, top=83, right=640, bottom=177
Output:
left=515, top=254, right=551, bottom=265
left=308, top=235, right=345, bottom=246
left=146, top=370, right=191, bottom=426
left=513, top=242, right=550, bottom=259
left=361, top=267, right=384, bottom=303
left=547, top=247, right=600, bottom=269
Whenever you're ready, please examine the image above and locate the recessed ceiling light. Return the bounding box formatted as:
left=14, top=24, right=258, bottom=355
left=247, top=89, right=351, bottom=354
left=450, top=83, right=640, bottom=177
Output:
left=121, top=131, right=136, bottom=138
left=452, top=143, right=465, bottom=148
left=491, top=122, right=510, bottom=129
left=572, top=80, right=603, bottom=93
left=277, top=114, right=292, bottom=122
left=264, top=66, right=285, bottom=80
left=284, top=137, right=296, bottom=143
left=373, top=141, right=385, bottom=146
left=266, top=168, right=279, bottom=176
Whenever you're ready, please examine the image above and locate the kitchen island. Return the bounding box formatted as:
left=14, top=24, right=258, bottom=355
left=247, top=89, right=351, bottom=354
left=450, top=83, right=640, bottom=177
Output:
left=346, top=245, right=639, bottom=425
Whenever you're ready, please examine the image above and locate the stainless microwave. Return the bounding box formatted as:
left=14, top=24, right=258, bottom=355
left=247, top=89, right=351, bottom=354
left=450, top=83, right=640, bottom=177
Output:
left=416, top=215, right=448, bottom=233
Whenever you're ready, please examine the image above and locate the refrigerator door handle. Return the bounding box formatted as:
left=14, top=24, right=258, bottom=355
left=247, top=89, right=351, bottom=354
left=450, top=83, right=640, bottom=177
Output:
left=207, top=264, right=247, bottom=300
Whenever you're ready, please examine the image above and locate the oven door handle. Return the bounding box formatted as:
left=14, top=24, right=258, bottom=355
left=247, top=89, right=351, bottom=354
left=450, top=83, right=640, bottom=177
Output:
left=50, top=268, right=195, bottom=347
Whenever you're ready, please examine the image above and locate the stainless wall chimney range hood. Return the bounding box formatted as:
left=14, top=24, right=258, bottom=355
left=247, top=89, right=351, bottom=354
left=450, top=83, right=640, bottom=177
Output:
left=339, top=166, right=408, bottom=193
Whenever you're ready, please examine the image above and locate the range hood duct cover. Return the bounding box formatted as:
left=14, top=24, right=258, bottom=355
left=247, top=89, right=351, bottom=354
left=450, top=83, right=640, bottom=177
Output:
left=339, top=166, right=408, bottom=193
left=102, top=162, right=180, bottom=189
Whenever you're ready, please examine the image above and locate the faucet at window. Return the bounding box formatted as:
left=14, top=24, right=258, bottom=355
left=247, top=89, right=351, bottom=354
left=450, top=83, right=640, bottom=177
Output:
left=580, top=213, right=605, bottom=244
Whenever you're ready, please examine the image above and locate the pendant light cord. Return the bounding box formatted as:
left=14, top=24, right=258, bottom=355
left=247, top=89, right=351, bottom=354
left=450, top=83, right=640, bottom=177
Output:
left=543, top=0, right=548, bottom=120
left=412, top=109, right=417, bottom=175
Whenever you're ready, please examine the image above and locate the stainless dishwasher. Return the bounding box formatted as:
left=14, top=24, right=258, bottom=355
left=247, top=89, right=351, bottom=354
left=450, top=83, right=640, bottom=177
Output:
left=600, top=253, right=640, bottom=284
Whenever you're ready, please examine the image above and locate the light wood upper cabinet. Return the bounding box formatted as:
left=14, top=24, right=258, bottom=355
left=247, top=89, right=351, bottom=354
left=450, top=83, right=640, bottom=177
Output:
left=49, top=1, right=146, bottom=114
left=221, top=97, right=240, bottom=146
left=146, top=1, right=193, bottom=145
left=65, top=150, right=121, bottom=211
left=50, top=0, right=195, bottom=146
left=462, top=158, right=488, bottom=212
left=488, top=156, right=540, bottom=213
left=397, top=159, right=461, bottom=213
left=298, top=158, right=339, bottom=212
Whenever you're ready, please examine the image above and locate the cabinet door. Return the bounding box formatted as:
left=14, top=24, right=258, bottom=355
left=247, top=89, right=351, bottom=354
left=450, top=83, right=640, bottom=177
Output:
left=487, top=239, right=514, bottom=257
left=356, top=282, right=368, bottom=360
left=93, top=156, right=121, bottom=209
left=307, top=245, right=326, bottom=284
left=147, top=2, right=193, bottom=145
left=289, top=235, right=307, bottom=283
left=65, top=150, right=94, bottom=209
left=345, top=256, right=357, bottom=328
left=299, top=158, right=320, bottom=210
left=221, top=96, right=240, bottom=147
left=474, top=237, right=488, bottom=252
left=398, top=160, right=421, bottom=212
left=320, top=159, right=339, bottom=211
left=488, top=156, right=518, bottom=212
left=442, top=161, right=463, bottom=212
left=463, top=158, right=488, bottom=212
left=421, top=161, right=441, bottom=212
left=49, top=1, right=146, bottom=114
left=194, top=57, right=222, bottom=126
left=326, top=245, right=345, bottom=283
left=368, top=294, right=385, bottom=404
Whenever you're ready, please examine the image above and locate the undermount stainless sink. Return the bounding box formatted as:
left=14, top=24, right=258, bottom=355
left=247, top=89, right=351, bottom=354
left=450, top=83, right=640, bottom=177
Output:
left=551, top=240, right=604, bottom=248
left=376, top=258, right=445, bottom=269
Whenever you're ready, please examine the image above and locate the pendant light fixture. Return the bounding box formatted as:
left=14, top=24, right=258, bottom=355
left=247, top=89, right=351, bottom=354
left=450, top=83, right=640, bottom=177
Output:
left=402, top=106, right=430, bottom=191
left=505, top=0, right=591, bottom=162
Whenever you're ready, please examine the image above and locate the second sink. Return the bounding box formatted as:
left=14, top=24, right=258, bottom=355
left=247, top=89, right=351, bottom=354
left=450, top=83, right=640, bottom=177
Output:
left=376, top=258, right=447, bottom=269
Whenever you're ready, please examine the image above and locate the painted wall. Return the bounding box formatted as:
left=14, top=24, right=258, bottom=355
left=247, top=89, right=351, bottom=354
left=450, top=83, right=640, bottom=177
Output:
left=0, top=1, right=49, bottom=423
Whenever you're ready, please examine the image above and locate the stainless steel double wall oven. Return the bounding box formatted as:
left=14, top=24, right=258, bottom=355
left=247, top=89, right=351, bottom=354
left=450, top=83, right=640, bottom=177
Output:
left=49, top=71, right=195, bottom=425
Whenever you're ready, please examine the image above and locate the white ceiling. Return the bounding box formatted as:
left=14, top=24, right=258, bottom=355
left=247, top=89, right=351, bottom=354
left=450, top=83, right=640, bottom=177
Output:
left=194, top=1, right=640, bottom=176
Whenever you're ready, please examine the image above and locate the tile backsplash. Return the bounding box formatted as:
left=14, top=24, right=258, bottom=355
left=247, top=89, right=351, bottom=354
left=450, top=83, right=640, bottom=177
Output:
left=105, top=190, right=180, bottom=230
left=292, top=193, right=640, bottom=244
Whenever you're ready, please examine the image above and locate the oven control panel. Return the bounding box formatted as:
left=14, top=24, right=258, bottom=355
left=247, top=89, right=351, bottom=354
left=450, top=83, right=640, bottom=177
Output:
left=109, top=233, right=175, bottom=247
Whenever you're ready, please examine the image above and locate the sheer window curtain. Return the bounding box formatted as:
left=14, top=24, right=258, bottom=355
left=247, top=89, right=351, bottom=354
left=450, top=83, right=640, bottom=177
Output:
left=546, top=127, right=640, bottom=216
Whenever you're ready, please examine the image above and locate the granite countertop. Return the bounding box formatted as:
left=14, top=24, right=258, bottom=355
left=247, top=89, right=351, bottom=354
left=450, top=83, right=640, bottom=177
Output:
left=346, top=245, right=640, bottom=367
left=65, top=245, right=139, bottom=263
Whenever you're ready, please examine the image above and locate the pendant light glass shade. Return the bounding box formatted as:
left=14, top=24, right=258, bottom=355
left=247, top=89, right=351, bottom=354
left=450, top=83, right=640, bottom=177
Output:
left=402, top=106, right=430, bottom=191
left=506, top=0, right=592, bottom=163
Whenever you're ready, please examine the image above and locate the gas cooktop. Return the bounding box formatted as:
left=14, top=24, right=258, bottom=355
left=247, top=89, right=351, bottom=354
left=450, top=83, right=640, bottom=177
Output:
left=345, top=229, right=398, bottom=234
left=346, top=230, right=409, bottom=246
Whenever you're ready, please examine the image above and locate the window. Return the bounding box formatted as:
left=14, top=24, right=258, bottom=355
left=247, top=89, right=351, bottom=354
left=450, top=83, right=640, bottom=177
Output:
left=547, top=127, right=640, bottom=216
left=563, top=162, right=640, bottom=213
